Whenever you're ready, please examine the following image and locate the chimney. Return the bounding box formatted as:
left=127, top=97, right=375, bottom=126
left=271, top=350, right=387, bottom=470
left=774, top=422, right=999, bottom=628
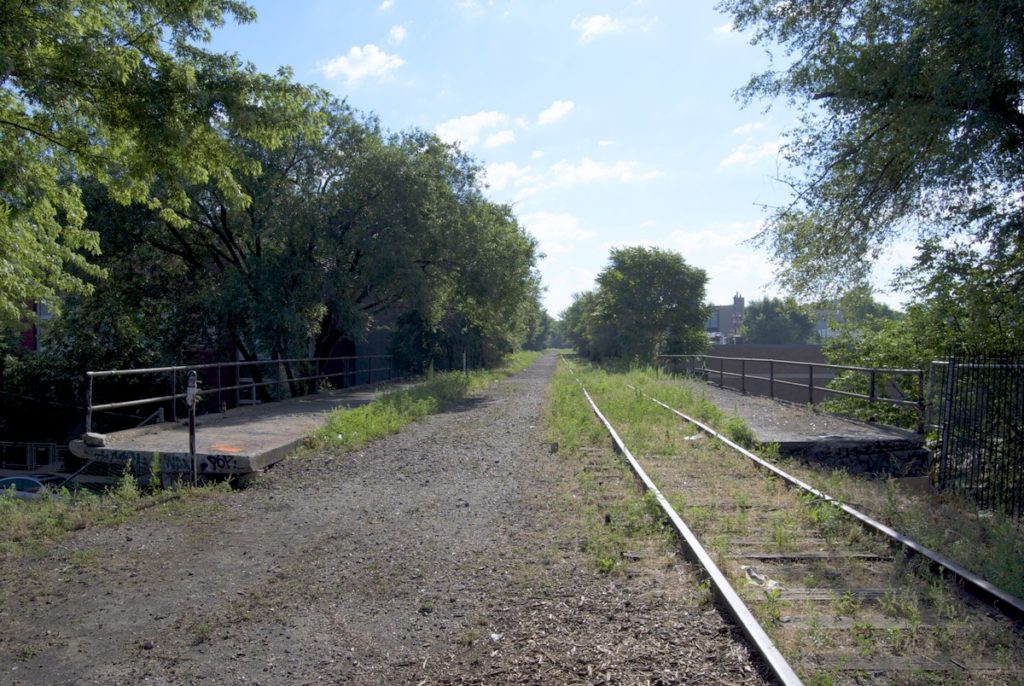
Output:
left=732, top=293, right=744, bottom=328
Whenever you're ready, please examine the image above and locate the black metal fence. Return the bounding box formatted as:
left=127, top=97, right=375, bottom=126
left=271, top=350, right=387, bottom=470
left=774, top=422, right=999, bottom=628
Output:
left=659, top=354, right=926, bottom=432
left=932, top=356, right=1024, bottom=518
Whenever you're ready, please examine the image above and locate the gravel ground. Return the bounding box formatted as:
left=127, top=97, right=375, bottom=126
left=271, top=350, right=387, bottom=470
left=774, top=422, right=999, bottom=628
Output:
left=1, top=353, right=770, bottom=685
left=693, top=383, right=919, bottom=443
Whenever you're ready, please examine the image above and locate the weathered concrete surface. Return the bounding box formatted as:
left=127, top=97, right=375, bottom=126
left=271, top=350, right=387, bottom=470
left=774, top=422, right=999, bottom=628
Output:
left=693, top=383, right=929, bottom=476
left=68, top=383, right=399, bottom=480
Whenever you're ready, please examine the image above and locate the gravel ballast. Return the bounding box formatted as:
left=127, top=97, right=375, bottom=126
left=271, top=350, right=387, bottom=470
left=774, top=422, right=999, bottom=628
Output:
left=1, top=353, right=769, bottom=685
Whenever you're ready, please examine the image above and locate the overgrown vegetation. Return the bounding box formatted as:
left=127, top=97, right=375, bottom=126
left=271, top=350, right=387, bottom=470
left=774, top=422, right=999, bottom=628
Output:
left=543, top=359, right=678, bottom=575
left=309, top=351, right=540, bottom=452
left=0, top=475, right=231, bottom=560
left=559, top=358, right=1024, bottom=679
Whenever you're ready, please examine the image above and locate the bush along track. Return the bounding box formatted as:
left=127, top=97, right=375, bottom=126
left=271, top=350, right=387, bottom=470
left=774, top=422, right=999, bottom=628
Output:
left=563, top=358, right=1024, bottom=685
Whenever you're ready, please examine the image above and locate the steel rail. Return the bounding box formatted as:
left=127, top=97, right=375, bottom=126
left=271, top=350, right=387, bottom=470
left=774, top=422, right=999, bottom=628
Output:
left=631, top=385, right=1024, bottom=623
left=568, top=370, right=803, bottom=686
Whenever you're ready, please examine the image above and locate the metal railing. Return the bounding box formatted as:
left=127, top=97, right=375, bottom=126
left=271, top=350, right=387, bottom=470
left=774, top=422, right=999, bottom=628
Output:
left=85, top=355, right=393, bottom=434
left=0, top=442, right=69, bottom=470
left=659, top=354, right=926, bottom=433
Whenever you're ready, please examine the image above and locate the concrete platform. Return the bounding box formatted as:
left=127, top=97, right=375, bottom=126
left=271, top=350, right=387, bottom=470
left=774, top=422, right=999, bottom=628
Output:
left=693, top=383, right=929, bottom=476
left=69, top=383, right=400, bottom=481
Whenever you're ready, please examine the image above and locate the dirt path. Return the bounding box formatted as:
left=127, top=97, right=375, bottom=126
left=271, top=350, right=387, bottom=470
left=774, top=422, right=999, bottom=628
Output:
left=1, top=354, right=768, bottom=685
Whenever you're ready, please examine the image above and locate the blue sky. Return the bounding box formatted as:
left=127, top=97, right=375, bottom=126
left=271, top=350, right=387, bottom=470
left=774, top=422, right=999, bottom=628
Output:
left=209, top=1, right=909, bottom=317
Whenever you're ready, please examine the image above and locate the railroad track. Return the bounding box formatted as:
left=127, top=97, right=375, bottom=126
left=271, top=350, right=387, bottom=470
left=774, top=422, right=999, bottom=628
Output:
left=567, top=364, right=1024, bottom=685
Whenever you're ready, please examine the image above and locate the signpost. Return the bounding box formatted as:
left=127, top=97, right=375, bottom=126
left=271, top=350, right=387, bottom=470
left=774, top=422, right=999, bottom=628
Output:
left=186, top=371, right=197, bottom=484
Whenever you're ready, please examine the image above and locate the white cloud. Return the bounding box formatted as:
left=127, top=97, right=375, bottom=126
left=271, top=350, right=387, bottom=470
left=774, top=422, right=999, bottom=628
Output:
left=571, top=15, right=624, bottom=43
left=318, top=45, right=405, bottom=84
left=538, top=100, right=575, bottom=126
left=521, top=212, right=596, bottom=255
left=483, top=161, right=531, bottom=191
left=436, top=111, right=509, bottom=147
left=547, top=158, right=662, bottom=187
left=666, top=221, right=763, bottom=255
left=714, top=22, right=734, bottom=34
left=718, top=138, right=782, bottom=168
left=571, top=14, right=658, bottom=43
left=378, top=0, right=394, bottom=9
left=483, top=157, right=661, bottom=199
left=484, top=129, right=515, bottom=148
left=598, top=139, right=615, bottom=147
left=731, top=122, right=764, bottom=136
left=389, top=25, right=407, bottom=45
left=531, top=150, right=545, bottom=159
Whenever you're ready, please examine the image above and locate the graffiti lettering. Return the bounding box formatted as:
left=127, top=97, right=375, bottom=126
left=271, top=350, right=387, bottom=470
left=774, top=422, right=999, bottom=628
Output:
left=205, top=454, right=237, bottom=472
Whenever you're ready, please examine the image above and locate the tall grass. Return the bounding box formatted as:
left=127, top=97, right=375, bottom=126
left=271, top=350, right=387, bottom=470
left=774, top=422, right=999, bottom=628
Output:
left=309, top=351, right=541, bottom=452
left=0, top=475, right=230, bottom=559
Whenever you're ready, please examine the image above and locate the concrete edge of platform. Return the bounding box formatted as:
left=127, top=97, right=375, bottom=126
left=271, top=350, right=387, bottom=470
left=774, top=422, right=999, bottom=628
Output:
left=68, top=436, right=307, bottom=481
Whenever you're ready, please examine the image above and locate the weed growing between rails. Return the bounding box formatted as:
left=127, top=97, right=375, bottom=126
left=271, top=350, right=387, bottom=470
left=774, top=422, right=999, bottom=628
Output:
left=760, top=455, right=1024, bottom=601
left=572, top=361, right=1024, bottom=683
left=308, top=351, right=540, bottom=452
left=627, top=363, right=1024, bottom=602
left=544, top=359, right=680, bottom=576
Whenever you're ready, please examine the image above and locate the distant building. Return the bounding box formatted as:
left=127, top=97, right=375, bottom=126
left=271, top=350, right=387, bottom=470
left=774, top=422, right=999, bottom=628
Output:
left=814, top=310, right=846, bottom=340
left=707, top=293, right=744, bottom=344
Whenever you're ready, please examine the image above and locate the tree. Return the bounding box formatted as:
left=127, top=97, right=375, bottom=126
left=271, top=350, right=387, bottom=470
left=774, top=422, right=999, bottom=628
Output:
left=741, top=297, right=815, bottom=344
left=563, top=247, right=709, bottom=363
left=0, top=0, right=295, bottom=325
left=720, top=0, right=1024, bottom=351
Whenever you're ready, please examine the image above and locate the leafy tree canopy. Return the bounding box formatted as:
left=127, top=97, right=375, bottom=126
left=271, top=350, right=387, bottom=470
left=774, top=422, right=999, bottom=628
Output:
left=720, top=0, right=1024, bottom=348
left=0, top=0, right=311, bottom=325
left=562, top=247, right=709, bottom=363
left=741, top=296, right=815, bottom=344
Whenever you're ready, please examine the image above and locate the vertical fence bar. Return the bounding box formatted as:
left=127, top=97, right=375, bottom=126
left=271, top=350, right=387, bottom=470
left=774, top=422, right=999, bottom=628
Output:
left=719, top=357, right=724, bottom=388
left=740, top=359, right=746, bottom=394
left=916, top=370, right=926, bottom=434
left=869, top=370, right=876, bottom=403
left=808, top=364, right=814, bottom=405
left=85, top=373, right=94, bottom=434
left=171, top=370, right=177, bottom=422
left=769, top=361, right=774, bottom=400
left=939, top=357, right=956, bottom=490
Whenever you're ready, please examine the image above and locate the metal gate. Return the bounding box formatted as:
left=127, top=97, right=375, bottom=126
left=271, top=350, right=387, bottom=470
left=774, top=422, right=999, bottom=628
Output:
left=932, top=356, right=1024, bottom=517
